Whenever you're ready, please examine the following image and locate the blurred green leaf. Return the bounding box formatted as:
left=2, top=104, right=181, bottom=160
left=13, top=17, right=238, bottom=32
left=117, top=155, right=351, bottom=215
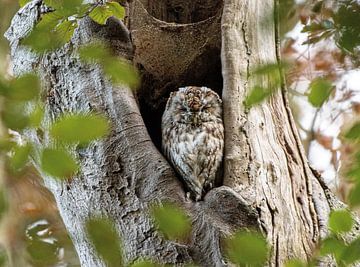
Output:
left=225, top=230, right=268, bottom=266
left=129, top=260, right=160, bottom=267
left=245, top=86, right=271, bottom=108
left=27, top=239, right=60, bottom=265
left=320, top=237, right=347, bottom=262
left=1, top=101, right=29, bottom=131
left=89, top=5, right=114, bottom=25
left=348, top=182, right=360, bottom=207
left=78, top=43, right=110, bottom=62
left=342, top=237, right=360, bottom=264
left=0, top=247, right=8, bottom=267
left=328, top=210, right=353, bottom=234
left=308, top=78, right=333, bottom=107
left=9, top=73, right=40, bottom=101
left=9, top=144, right=32, bottom=172
left=0, top=190, right=8, bottom=222
left=0, top=139, right=16, bottom=153
left=106, top=2, right=125, bottom=20
left=89, top=2, right=125, bottom=25
left=285, top=259, right=307, bottom=267
left=43, top=0, right=64, bottom=9
left=151, top=202, right=191, bottom=241
left=345, top=122, right=360, bottom=141
left=103, top=59, right=139, bottom=88
left=19, top=0, right=32, bottom=7
left=29, top=104, right=44, bottom=128
left=40, top=148, right=79, bottom=179
left=54, top=19, right=78, bottom=43
left=50, top=113, right=109, bottom=144
left=86, top=217, right=123, bottom=267
left=22, top=11, right=78, bottom=52
left=44, top=0, right=84, bottom=15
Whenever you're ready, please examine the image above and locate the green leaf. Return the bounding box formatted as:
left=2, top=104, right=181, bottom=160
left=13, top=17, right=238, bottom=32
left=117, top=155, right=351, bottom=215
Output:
left=27, top=239, right=60, bottom=265
left=43, top=0, right=63, bottom=9
left=9, top=144, right=32, bottom=172
left=9, top=73, right=40, bottom=101
left=40, top=148, right=78, bottom=179
left=129, top=260, right=160, bottom=267
left=29, top=104, right=44, bottom=128
left=50, top=113, right=109, bottom=144
left=0, top=247, right=8, bottom=267
left=329, top=210, right=353, bottom=234
left=103, top=59, right=139, bottom=88
left=86, top=217, right=123, bottom=267
left=307, top=78, right=333, bottom=107
left=225, top=230, right=269, bottom=266
left=78, top=43, right=110, bottom=62
left=0, top=190, right=8, bottom=222
left=151, top=202, right=191, bottom=241
left=22, top=11, right=77, bottom=52
left=320, top=237, right=347, bottom=262
left=345, top=122, right=360, bottom=141
left=89, top=5, right=114, bottom=25
left=44, top=0, right=84, bottom=15
left=342, top=237, right=360, bottom=264
left=0, top=139, right=16, bottom=153
left=1, top=101, right=30, bottom=131
left=54, top=19, right=78, bottom=43
left=106, top=2, right=125, bottom=20
left=348, top=182, right=360, bottom=207
left=245, top=86, right=271, bottom=108
left=19, top=0, right=32, bottom=7
left=285, top=259, right=307, bottom=267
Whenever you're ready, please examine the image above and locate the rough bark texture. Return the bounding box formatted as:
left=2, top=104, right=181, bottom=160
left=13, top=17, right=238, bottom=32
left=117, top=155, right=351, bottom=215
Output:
left=5, top=0, right=360, bottom=266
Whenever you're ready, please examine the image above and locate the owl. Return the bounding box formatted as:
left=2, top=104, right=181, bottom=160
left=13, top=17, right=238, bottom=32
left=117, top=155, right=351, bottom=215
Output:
left=161, top=86, right=224, bottom=201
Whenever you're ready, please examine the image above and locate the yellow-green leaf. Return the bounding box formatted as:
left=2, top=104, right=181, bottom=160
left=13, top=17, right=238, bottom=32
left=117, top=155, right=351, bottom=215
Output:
left=106, top=2, right=125, bottom=20
left=225, top=230, right=269, bottom=266
left=0, top=190, right=8, bottom=222
left=285, top=259, right=307, bottom=267
left=78, top=43, right=110, bottom=62
left=320, top=237, right=347, bottom=262
left=29, top=104, right=44, bottom=128
left=86, top=217, right=123, bottom=267
left=342, top=238, right=360, bottom=265
left=328, top=210, right=353, bottom=234
left=308, top=78, right=333, bottom=107
left=19, top=0, right=32, bottom=7
left=9, top=73, right=40, bottom=101
left=245, top=86, right=271, bottom=108
left=89, top=5, right=113, bottom=25
left=348, top=182, right=360, bottom=207
left=344, top=122, right=360, bottom=141
left=9, top=144, right=32, bottom=172
left=103, top=59, right=139, bottom=89
left=41, top=148, right=78, bottom=179
left=55, top=19, right=78, bottom=43
left=151, top=202, right=191, bottom=241
left=129, top=260, right=160, bottom=267
left=50, top=113, right=109, bottom=144
left=1, top=101, right=30, bottom=130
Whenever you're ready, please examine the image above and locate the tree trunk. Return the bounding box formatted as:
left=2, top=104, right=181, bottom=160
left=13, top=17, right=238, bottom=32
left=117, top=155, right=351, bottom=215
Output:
left=4, top=0, right=360, bottom=266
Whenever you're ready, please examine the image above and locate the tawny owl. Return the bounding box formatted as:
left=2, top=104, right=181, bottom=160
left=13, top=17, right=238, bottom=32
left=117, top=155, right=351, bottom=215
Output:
left=161, top=86, right=224, bottom=201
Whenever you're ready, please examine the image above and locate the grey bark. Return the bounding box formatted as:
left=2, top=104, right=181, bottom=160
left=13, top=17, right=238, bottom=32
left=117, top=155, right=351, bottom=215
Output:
left=4, top=0, right=360, bottom=266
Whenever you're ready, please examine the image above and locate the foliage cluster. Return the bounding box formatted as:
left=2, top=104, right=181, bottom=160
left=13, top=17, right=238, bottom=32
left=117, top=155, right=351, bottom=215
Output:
left=0, top=0, right=359, bottom=266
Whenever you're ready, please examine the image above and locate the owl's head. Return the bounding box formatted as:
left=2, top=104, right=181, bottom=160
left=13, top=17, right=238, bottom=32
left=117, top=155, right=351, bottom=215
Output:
left=164, top=86, right=222, bottom=124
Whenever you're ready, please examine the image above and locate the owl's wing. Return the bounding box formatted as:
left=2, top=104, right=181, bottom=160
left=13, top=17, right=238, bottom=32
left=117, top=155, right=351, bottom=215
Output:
left=167, top=143, right=203, bottom=199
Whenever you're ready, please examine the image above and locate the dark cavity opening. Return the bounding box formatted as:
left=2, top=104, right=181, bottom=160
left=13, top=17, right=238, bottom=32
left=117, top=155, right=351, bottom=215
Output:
left=142, top=0, right=223, bottom=24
